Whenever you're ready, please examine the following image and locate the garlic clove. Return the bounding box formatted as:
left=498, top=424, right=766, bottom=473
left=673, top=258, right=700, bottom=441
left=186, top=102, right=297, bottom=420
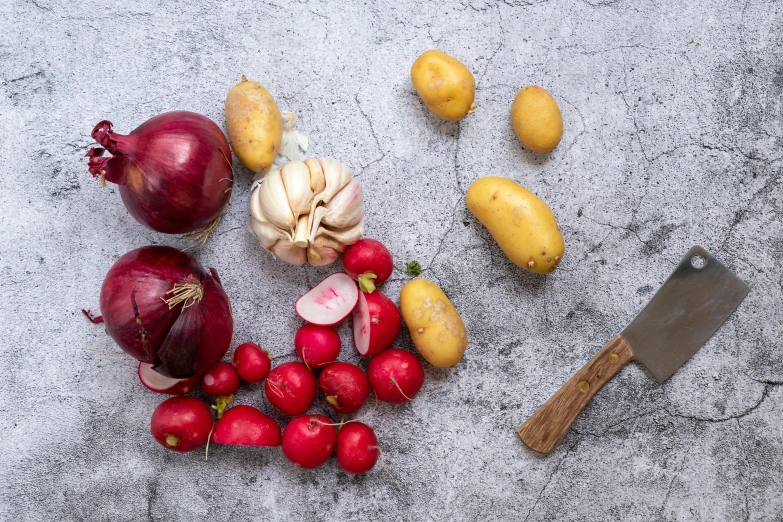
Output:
left=307, top=205, right=329, bottom=243
left=249, top=182, right=268, bottom=223
left=307, top=158, right=353, bottom=235
left=248, top=215, right=290, bottom=249
left=257, top=169, right=296, bottom=233
left=316, top=157, right=352, bottom=206
left=320, top=179, right=365, bottom=229
left=292, top=214, right=309, bottom=248
left=317, top=235, right=346, bottom=252
left=272, top=241, right=308, bottom=265
left=281, top=160, right=313, bottom=220
left=307, top=235, right=344, bottom=266
left=313, top=218, right=364, bottom=246
left=306, top=158, right=326, bottom=194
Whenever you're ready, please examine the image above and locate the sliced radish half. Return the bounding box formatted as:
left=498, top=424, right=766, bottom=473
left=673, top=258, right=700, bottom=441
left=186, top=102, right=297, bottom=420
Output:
left=295, top=273, right=359, bottom=326
left=352, top=290, right=371, bottom=355
left=138, top=362, right=199, bottom=395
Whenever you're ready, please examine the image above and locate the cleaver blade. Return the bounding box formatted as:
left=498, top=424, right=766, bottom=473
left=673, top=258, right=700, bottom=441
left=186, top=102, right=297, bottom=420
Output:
left=517, top=246, right=750, bottom=454
left=623, top=245, right=750, bottom=383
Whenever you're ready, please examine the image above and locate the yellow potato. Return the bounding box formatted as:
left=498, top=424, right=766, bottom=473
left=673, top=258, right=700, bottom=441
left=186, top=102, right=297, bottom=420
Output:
left=411, top=50, right=477, bottom=121
left=510, top=86, right=563, bottom=153
left=466, top=176, right=564, bottom=274
left=400, top=278, right=468, bottom=368
left=225, top=75, right=282, bottom=173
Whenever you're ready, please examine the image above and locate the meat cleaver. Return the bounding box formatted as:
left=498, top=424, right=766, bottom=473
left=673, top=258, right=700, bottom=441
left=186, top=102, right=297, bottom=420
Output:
left=517, top=246, right=750, bottom=454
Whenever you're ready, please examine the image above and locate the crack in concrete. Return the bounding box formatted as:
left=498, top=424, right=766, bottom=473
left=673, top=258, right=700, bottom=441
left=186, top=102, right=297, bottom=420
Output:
left=701, top=143, right=760, bottom=163
left=558, top=43, right=665, bottom=56
left=581, top=0, right=621, bottom=6
left=559, top=42, right=700, bottom=84
left=664, top=382, right=778, bottom=424
left=146, top=477, right=159, bottom=522
left=736, top=418, right=751, bottom=522
left=720, top=208, right=748, bottom=255
left=354, top=94, right=386, bottom=173
left=453, top=125, right=464, bottom=194
left=558, top=97, right=587, bottom=159
left=581, top=212, right=676, bottom=262
left=656, top=446, right=692, bottom=520
left=557, top=229, right=613, bottom=274
left=499, top=0, right=536, bottom=7
left=216, top=225, right=243, bottom=237
left=477, top=5, right=505, bottom=85
left=574, top=407, right=662, bottom=438
left=572, top=380, right=780, bottom=442
left=720, top=172, right=781, bottom=254
left=28, top=0, right=52, bottom=12
left=427, top=198, right=463, bottom=271
left=522, top=439, right=578, bottom=522
left=618, top=49, right=652, bottom=164
left=5, top=70, right=45, bottom=84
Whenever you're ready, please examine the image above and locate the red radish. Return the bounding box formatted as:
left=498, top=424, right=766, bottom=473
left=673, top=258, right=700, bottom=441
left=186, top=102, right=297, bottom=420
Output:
left=295, top=273, right=358, bottom=325
left=367, top=349, right=425, bottom=404
left=201, top=362, right=240, bottom=396
left=294, top=324, right=341, bottom=369
left=353, top=290, right=401, bottom=356
left=86, top=112, right=233, bottom=234
left=282, top=414, right=337, bottom=469
left=265, top=362, right=317, bottom=415
left=201, top=361, right=240, bottom=418
left=150, top=396, right=213, bottom=452
left=138, top=362, right=200, bottom=395
left=337, top=422, right=379, bottom=474
left=342, top=238, right=394, bottom=293
left=319, top=362, right=370, bottom=414
left=99, top=245, right=233, bottom=378
left=232, top=342, right=271, bottom=383
left=211, top=405, right=281, bottom=447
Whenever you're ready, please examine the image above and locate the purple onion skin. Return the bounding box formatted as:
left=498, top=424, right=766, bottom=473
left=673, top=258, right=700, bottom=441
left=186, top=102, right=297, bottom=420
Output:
left=87, top=111, right=233, bottom=234
left=99, top=245, right=233, bottom=378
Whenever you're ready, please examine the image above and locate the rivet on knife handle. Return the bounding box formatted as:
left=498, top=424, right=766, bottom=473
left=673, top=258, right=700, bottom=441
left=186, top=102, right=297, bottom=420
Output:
left=517, top=334, right=634, bottom=454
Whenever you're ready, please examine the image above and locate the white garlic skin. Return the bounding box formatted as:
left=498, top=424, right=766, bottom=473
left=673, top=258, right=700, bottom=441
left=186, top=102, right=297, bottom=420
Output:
left=248, top=158, right=365, bottom=266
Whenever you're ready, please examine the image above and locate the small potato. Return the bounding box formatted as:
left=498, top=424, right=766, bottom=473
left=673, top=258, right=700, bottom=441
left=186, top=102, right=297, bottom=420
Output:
left=466, top=176, right=564, bottom=274
left=411, top=50, right=476, bottom=121
left=400, top=279, right=468, bottom=368
left=225, top=76, right=282, bottom=173
left=510, top=86, right=563, bottom=153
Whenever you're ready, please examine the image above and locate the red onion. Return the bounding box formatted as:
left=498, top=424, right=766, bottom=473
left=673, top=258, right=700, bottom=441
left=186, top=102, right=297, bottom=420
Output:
left=99, top=245, right=233, bottom=378
left=86, top=111, right=233, bottom=235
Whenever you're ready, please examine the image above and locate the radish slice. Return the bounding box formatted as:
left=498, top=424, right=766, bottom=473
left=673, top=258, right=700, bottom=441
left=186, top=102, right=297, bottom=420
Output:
left=352, top=290, right=371, bottom=355
left=295, top=273, right=359, bottom=325
left=138, top=362, right=199, bottom=395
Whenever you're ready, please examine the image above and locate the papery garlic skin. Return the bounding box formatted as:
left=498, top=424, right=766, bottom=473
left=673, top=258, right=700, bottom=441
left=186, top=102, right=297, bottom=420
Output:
left=248, top=158, right=365, bottom=266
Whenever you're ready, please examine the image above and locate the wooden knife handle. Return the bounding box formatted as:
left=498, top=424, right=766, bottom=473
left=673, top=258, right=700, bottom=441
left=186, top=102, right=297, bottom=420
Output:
left=517, top=334, right=634, bottom=454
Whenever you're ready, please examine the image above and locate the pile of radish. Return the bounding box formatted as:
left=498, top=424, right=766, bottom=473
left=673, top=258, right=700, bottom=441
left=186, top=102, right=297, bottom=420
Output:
left=138, top=238, right=432, bottom=475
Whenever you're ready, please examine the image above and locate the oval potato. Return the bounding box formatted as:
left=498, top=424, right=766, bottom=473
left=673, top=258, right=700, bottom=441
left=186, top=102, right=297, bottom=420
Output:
left=411, top=50, right=476, bottom=121
left=466, top=176, right=564, bottom=274
left=225, top=76, right=282, bottom=173
left=511, top=86, right=563, bottom=153
left=400, top=278, right=467, bottom=368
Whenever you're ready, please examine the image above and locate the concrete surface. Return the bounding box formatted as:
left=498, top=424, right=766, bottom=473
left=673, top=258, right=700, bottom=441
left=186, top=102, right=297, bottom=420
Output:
left=1, top=0, right=781, bottom=520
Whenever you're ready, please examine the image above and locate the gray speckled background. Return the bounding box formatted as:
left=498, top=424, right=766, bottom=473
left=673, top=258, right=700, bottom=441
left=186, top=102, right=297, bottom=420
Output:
left=1, top=0, right=781, bottom=520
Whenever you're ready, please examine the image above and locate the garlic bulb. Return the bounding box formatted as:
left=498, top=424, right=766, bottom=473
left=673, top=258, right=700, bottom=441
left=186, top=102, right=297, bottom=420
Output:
left=248, top=158, right=365, bottom=266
